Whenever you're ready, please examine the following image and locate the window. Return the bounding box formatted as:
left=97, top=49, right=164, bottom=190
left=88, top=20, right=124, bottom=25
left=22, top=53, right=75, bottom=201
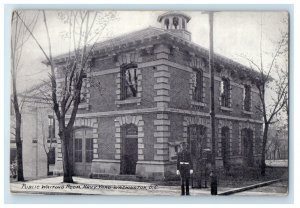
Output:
left=80, top=73, right=87, bottom=103
left=48, top=115, right=55, bottom=138
left=173, top=17, right=179, bottom=29
left=48, top=147, right=56, bottom=164
left=243, top=85, right=251, bottom=111
left=121, top=64, right=138, bottom=100
left=192, top=69, right=204, bottom=102
left=74, top=138, right=82, bottom=162
left=182, top=18, right=186, bottom=29
left=220, top=127, right=230, bottom=157
left=85, top=138, right=93, bottom=163
left=221, top=78, right=230, bottom=107
left=164, top=18, right=169, bottom=29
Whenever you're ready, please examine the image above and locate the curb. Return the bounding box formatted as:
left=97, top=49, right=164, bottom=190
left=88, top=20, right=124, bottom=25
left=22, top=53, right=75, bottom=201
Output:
left=218, top=178, right=287, bottom=195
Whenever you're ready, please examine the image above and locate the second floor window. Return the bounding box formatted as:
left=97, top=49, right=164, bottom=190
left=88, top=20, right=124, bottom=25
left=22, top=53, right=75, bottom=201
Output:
left=48, top=115, right=55, bottom=138
left=221, top=77, right=230, bottom=108
left=80, top=73, right=87, bottom=103
left=192, top=69, right=204, bottom=102
left=121, top=64, right=138, bottom=100
left=243, top=85, right=251, bottom=111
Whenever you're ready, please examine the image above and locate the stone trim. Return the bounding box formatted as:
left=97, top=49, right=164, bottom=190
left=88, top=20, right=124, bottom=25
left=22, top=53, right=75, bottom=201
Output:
left=114, top=115, right=144, bottom=161
left=154, top=113, right=170, bottom=161
left=154, top=65, right=170, bottom=108
left=217, top=120, right=233, bottom=158
left=58, top=118, right=99, bottom=160
left=68, top=107, right=263, bottom=124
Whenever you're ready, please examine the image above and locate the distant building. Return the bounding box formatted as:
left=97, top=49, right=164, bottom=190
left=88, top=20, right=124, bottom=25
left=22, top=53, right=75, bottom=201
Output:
left=10, top=84, right=56, bottom=179
left=49, top=12, right=263, bottom=180
left=266, top=126, right=288, bottom=160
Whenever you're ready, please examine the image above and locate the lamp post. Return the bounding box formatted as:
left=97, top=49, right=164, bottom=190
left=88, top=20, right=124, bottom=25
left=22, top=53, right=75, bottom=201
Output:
left=203, top=11, right=218, bottom=195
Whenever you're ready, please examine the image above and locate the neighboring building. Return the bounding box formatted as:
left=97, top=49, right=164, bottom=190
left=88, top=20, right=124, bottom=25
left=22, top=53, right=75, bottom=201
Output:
left=10, top=83, right=56, bottom=179
left=266, top=126, right=288, bottom=160
left=51, top=12, right=263, bottom=180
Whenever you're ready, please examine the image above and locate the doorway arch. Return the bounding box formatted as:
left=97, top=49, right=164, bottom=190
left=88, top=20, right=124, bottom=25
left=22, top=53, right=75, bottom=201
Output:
left=73, top=128, right=94, bottom=176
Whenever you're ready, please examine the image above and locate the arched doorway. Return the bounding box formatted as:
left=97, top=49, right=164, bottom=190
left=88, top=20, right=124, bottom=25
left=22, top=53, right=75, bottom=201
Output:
left=241, top=128, right=254, bottom=167
left=73, top=128, right=93, bottom=176
left=120, top=124, right=138, bottom=175
left=187, top=124, right=207, bottom=188
left=221, top=126, right=230, bottom=170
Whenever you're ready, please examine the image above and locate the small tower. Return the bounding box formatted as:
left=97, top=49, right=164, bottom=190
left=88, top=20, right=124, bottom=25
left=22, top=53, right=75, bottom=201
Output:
left=157, top=11, right=192, bottom=41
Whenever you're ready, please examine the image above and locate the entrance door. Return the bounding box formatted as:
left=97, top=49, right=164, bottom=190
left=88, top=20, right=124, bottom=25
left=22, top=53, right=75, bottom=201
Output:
left=241, top=128, right=254, bottom=167
left=187, top=125, right=207, bottom=187
left=73, top=128, right=93, bottom=176
left=120, top=124, right=138, bottom=175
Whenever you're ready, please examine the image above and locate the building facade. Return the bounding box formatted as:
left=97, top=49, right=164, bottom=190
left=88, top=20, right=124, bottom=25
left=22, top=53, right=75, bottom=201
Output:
left=10, top=84, right=57, bottom=179
left=52, top=12, right=263, bottom=180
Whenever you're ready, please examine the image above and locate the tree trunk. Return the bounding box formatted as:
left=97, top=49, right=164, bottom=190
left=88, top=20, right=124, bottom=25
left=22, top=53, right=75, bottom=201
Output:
left=15, top=111, right=24, bottom=181
left=61, top=129, right=74, bottom=183
left=260, top=123, right=269, bottom=176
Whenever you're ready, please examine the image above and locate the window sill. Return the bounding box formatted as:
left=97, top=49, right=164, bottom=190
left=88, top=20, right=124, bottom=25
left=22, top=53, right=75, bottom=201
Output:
left=242, top=110, right=253, bottom=115
left=220, top=106, right=233, bottom=112
left=78, top=103, right=89, bottom=110
left=115, top=98, right=141, bottom=106
left=191, top=101, right=206, bottom=107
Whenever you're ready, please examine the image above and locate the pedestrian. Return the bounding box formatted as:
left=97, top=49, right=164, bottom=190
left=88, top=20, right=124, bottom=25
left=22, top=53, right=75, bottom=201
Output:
left=177, top=142, right=193, bottom=195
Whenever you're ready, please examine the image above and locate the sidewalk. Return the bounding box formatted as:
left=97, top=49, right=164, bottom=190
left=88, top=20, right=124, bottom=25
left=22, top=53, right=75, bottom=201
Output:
left=10, top=176, right=233, bottom=196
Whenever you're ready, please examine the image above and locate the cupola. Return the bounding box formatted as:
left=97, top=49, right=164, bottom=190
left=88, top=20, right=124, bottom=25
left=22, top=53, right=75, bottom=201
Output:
left=157, top=11, right=192, bottom=41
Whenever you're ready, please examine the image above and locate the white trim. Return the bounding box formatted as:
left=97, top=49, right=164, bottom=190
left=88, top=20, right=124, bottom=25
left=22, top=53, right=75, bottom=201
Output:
left=115, top=98, right=141, bottom=105
left=220, top=106, right=233, bottom=112
left=67, top=107, right=263, bottom=124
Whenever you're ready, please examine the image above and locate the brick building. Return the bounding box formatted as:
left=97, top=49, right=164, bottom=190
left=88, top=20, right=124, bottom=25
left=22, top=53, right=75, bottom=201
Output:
left=52, top=12, right=263, bottom=179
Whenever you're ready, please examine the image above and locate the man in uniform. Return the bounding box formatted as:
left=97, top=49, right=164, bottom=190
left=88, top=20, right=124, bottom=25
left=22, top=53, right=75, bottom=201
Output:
left=177, top=142, right=193, bottom=195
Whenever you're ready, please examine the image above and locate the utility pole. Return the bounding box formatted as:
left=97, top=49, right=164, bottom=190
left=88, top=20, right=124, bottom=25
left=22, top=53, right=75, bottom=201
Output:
left=208, top=11, right=217, bottom=195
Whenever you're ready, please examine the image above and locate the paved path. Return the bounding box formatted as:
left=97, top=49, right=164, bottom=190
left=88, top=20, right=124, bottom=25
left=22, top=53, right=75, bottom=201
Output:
left=265, top=160, right=288, bottom=167
left=232, top=180, right=288, bottom=196
left=10, top=176, right=287, bottom=196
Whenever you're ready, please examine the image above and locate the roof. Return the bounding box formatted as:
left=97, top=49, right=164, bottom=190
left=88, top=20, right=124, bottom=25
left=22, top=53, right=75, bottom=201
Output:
left=51, top=25, right=259, bottom=78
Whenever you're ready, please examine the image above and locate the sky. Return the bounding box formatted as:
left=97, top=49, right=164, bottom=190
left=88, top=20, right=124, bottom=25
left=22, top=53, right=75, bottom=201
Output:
left=14, top=10, right=288, bottom=92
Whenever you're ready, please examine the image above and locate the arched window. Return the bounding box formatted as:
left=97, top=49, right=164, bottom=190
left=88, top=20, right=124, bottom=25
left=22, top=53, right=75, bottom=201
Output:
left=173, top=17, right=179, bottom=29
left=192, top=69, right=204, bottom=102
left=164, top=18, right=170, bottom=29
left=220, top=126, right=230, bottom=170
left=241, top=128, right=254, bottom=166
left=221, top=77, right=230, bottom=107
left=121, top=63, right=138, bottom=100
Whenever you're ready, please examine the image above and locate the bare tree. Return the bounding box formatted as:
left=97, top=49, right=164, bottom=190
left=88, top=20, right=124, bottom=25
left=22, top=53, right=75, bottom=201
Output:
left=11, top=11, right=38, bottom=181
left=16, top=10, right=116, bottom=182
left=242, top=15, right=288, bottom=176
